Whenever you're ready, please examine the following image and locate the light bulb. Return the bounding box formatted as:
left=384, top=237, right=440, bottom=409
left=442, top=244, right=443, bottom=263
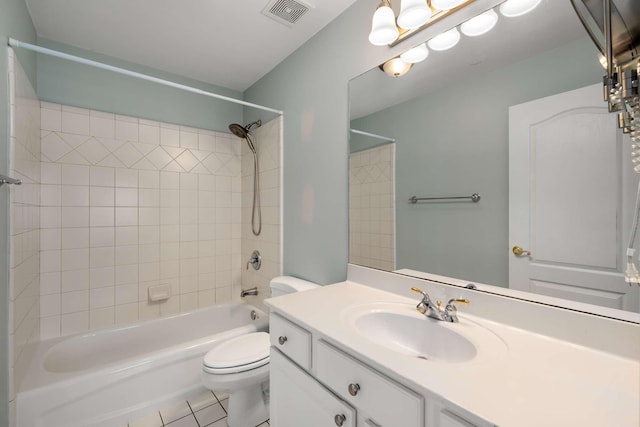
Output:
left=431, top=0, right=467, bottom=11
left=369, top=1, right=400, bottom=46
left=461, top=9, right=498, bottom=37
left=427, top=27, right=460, bottom=51
left=398, top=0, right=432, bottom=30
left=499, top=0, right=542, bottom=17
left=400, top=43, right=429, bottom=63
left=381, top=58, right=413, bottom=78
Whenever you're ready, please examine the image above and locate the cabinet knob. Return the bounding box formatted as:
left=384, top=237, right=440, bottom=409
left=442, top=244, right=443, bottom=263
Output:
left=334, top=414, right=346, bottom=426
left=278, top=336, right=287, bottom=345
left=348, top=383, right=360, bottom=396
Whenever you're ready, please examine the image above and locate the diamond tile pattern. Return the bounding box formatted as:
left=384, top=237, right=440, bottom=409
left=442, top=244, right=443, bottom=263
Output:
left=41, top=118, right=240, bottom=173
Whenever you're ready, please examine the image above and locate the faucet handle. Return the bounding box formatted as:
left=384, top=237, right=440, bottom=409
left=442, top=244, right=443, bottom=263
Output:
left=410, top=287, right=426, bottom=297
left=447, top=298, right=470, bottom=307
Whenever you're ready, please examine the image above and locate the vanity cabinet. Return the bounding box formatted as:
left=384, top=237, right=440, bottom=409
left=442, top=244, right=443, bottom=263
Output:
left=269, top=311, right=491, bottom=427
left=271, top=348, right=356, bottom=427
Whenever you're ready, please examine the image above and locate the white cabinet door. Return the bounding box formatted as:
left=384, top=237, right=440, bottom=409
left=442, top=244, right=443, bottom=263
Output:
left=270, top=348, right=356, bottom=427
left=509, top=83, right=639, bottom=310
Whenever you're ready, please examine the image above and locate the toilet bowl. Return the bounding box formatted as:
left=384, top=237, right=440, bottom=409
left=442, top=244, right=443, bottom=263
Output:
left=201, top=276, right=319, bottom=427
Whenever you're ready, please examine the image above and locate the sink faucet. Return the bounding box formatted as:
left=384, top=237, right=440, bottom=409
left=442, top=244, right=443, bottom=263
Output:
left=411, top=287, right=469, bottom=323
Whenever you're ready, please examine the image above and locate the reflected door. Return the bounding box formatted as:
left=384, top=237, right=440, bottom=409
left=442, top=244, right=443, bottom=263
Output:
left=509, top=83, right=639, bottom=311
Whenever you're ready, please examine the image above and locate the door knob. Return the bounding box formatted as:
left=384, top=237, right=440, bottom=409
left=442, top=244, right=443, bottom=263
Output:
left=334, top=414, right=346, bottom=426
left=512, top=246, right=531, bottom=256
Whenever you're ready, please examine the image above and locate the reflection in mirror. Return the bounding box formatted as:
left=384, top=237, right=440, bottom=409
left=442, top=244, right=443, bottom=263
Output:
left=348, top=0, right=640, bottom=316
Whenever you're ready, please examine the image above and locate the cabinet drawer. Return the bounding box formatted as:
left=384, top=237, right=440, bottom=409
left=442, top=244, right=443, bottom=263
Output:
left=316, top=340, right=424, bottom=427
left=270, top=313, right=312, bottom=370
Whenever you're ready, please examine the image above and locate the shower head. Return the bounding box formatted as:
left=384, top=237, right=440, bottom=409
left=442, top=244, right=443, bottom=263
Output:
left=228, top=120, right=262, bottom=139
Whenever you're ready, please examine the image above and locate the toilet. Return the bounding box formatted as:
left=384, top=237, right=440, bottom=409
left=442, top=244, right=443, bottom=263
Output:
left=201, top=276, right=319, bottom=427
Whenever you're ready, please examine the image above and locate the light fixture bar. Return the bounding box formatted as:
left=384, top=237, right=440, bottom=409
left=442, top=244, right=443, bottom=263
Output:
left=389, top=0, right=477, bottom=47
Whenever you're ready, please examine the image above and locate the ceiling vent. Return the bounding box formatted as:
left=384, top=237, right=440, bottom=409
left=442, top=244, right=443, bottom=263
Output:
left=263, top=0, right=312, bottom=27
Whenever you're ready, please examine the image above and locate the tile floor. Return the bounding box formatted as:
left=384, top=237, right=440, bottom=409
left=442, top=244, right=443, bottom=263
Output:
left=126, top=389, right=270, bottom=427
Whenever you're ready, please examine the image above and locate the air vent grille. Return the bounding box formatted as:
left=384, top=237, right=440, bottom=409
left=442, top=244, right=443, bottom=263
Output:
left=263, top=0, right=311, bottom=26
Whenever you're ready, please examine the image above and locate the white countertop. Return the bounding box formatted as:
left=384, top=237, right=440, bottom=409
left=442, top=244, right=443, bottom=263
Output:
left=266, top=281, right=640, bottom=427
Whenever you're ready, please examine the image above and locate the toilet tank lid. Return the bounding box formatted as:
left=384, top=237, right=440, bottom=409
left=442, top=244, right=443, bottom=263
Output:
left=269, top=275, right=319, bottom=292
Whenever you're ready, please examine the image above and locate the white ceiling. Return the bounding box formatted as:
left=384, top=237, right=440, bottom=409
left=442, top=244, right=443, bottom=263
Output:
left=25, top=0, right=359, bottom=92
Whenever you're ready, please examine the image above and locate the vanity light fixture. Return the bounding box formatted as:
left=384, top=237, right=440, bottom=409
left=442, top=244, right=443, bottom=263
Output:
left=460, top=9, right=498, bottom=36
left=369, top=0, right=400, bottom=46
left=400, top=43, right=429, bottom=63
left=430, top=0, right=467, bottom=10
left=368, top=0, right=477, bottom=47
left=397, top=0, right=433, bottom=29
left=499, top=0, right=542, bottom=17
left=427, top=27, right=461, bottom=51
left=380, top=57, right=413, bottom=77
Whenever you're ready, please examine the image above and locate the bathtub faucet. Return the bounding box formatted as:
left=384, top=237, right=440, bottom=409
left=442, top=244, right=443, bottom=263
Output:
left=240, top=287, right=258, bottom=298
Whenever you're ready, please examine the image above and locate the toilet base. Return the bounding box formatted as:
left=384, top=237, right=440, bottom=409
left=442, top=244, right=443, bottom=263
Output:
left=227, top=381, right=269, bottom=427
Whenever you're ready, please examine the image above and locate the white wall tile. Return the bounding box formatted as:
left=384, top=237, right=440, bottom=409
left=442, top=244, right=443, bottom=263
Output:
left=139, top=170, right=159, bottom=188
left=61, top=185, right=89, bottom=206
left=90, top=207, right=115, bottom=227
left=61, top=207, right=89, bottom=228
left=41, top=108, right=61, bottom=132
left=61, top=311, right=89, bottom=335
left=37, top=104, right=280, bottom=336
left=116, top=207, right=138, bottom=226
left=90, top=187, right=114, bottom=207
left=40, top=316, right=61, bottom=340
left=90, top=115, right=115, bottom=139
left=61, top=111, right=90, bottom=135
left=115, top=168, right=138, bottom=188
left=116, top=188, right=138, bottom=206
left=40, top=272, right=61, bottom=295
left=115, top=226, right=138, bottom=246
left=61, top=164, right=89, bottom=185
left=41, top=228, right=61, bottom=251
left=90, top=166, right=114, bottom=187
left=90, top=247, right=115, bottom=269
left=90, top=287, right=114, bottom=309
left=61, top=228, right=89, bottom=249
left=61, top=290, right=89, bottom=314
left=61, top=248, right=89, bottom=271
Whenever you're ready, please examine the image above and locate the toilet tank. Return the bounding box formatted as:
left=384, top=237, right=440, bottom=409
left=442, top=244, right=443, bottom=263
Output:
left=269, top=276, right=319, bottom=298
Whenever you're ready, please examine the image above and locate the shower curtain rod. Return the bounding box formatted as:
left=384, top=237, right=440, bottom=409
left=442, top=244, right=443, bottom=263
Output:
left=8, top=38, right=284, bottom=116
left=349, top=128, right=395, bottom=142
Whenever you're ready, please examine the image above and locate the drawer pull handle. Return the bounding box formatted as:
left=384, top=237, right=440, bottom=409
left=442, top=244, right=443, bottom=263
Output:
left=348, top=383, right=360, bottom=396
left=334, top=414, right=346, bottom=426
left=278, top=336, right=287, bottom=345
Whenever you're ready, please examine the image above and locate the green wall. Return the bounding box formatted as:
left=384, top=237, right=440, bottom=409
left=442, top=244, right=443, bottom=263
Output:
left=351, top=38, right=603, bottom=286
left=37, top=39, right=244, bottom=133
left=243, top=0, right=506, bottom=284
left=1, top=0, right=37, bottom=423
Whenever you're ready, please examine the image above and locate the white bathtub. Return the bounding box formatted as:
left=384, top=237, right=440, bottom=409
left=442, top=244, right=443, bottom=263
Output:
left=16, top=302, right=268, bottom=427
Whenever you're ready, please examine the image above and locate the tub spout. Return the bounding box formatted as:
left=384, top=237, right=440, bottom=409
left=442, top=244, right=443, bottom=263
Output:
left=240, top=287, right=258, bottom=298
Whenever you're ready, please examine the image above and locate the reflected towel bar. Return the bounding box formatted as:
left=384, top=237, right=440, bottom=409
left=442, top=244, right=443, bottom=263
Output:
left=409, top=193, right=480, bottom=203
left=0, top=174, right=22, bottom=187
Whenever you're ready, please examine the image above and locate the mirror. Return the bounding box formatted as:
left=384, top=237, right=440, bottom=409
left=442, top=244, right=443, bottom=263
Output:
left=349, top=0, right=640, bottom=317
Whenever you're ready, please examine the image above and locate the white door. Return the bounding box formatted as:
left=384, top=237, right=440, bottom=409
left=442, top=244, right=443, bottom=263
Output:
left=509, top=83, right=639, bottom=311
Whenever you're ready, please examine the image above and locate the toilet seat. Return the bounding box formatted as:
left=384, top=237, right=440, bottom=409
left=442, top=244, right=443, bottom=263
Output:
left=203, top=332, right=270, bottom=374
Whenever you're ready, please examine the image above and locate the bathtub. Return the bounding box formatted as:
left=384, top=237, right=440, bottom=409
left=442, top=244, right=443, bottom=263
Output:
left=16, top=302, right=268, bottom=427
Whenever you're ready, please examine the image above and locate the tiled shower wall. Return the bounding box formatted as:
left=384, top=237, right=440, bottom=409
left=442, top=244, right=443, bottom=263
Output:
left=349, top=144, right=396, bottom=271
left=8, top=49, right=41, bottom=399
left=240, top=117, right=282, bottom=313
left=38, top=103, right=247, bottom=338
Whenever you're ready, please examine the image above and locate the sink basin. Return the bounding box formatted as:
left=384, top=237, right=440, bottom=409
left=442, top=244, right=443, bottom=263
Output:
left=353, top=310, right=477, bottom=362
left=343, top=302, right=506, bottom=363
